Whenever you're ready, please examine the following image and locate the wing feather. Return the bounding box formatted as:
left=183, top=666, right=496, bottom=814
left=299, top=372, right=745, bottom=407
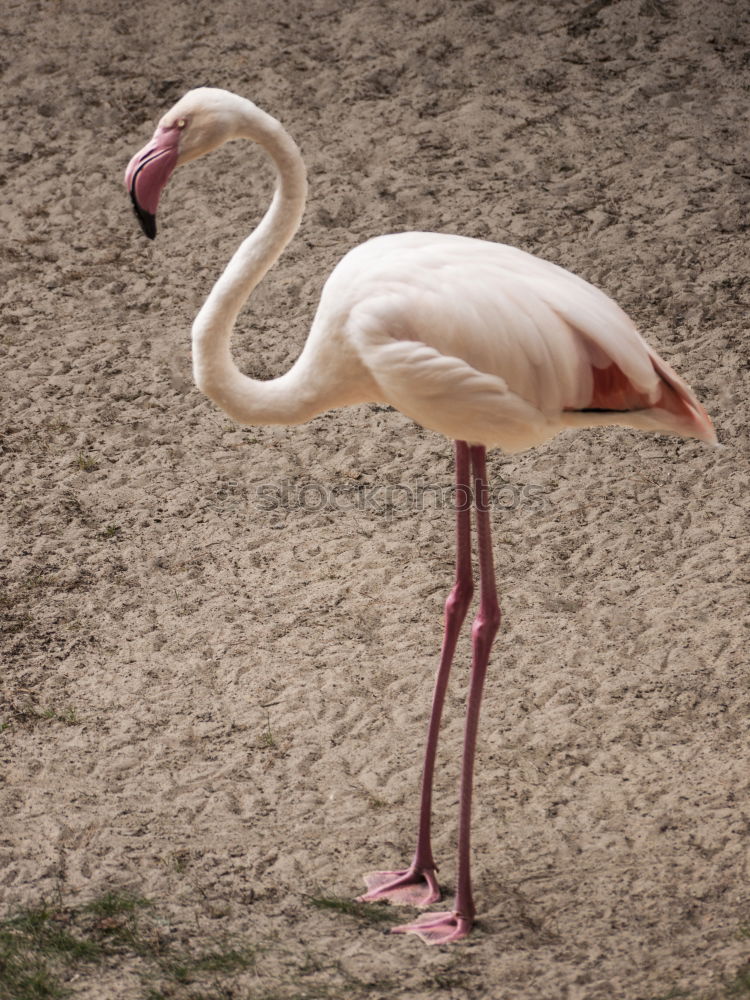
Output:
left=346, top=293, right=557, bottom=451
left=320, top=232, right=715, bottom=447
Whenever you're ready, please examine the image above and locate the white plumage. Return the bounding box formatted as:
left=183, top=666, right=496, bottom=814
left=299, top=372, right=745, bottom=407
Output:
left=125, top=88, right=714, bottom=456
left=124, top=88, right=716, bottom=947
left=295, top=230, right=711, bottom=452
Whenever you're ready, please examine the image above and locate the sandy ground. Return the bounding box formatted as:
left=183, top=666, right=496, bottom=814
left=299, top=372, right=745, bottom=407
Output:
left=2, top=0, right=749, bottom=997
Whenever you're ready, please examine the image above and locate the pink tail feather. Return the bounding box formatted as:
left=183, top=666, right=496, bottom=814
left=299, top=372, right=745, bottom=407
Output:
left=566, top=353, right=717, bottom=445
left=647, top=352, right=717, bottom=444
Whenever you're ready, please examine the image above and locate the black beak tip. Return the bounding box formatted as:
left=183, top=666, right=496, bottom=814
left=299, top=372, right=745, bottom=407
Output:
left=142, top=215, right=157, bottom=240
left=130, top=188, right=157, bottom=240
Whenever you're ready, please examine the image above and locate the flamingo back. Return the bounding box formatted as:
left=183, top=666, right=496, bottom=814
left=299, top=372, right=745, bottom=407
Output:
left=315, top=233, right=715, bottom=450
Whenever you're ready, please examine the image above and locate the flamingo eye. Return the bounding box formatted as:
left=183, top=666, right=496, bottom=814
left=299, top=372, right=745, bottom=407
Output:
left=177, top=118, right=186, bottom=129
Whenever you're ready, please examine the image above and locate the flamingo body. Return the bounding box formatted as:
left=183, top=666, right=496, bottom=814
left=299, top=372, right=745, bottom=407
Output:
left=125, top=88, right=716, bottom=946
left=305, top=231, right=714, bottom=452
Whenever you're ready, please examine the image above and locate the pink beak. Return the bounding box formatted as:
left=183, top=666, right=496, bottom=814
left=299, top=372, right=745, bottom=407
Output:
left=124, top=125, right=181, bottom=239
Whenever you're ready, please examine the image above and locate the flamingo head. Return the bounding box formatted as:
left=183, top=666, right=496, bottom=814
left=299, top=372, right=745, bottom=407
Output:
left=124, top=88, right=238, bottom=239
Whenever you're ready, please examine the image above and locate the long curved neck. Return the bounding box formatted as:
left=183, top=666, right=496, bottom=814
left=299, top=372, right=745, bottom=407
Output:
left=191, top=102, right=318, bottom=425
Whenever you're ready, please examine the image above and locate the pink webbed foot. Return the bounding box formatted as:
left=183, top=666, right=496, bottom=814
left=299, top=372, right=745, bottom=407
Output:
left=391, top=909, right=473, bottom=945
left=357, top=865, right=441, bottom=907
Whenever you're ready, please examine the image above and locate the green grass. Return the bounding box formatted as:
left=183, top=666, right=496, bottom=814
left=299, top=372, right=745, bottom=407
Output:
left=74, top=452, right=98, bottom=472
left=727, top=965, right=750, bottom=996
left=0, top=891, right=258, bottom=1000
left=307, top=895, right=393, bottom=925
left=39, top=706, right=80, bottom=726
left=2, top=889, right=747, bottom=1000
left=258, top=728, right=277, bottom=749
left=0, top=700, right=81, bottom=730
left=258, top=711, right=280, bottom=750
left=0, top=901, right=105, bottom=1000
left=0, top=886, right=398, bottom=1000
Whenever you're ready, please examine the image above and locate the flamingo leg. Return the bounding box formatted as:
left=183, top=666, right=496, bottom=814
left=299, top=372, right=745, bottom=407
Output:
left=358, top=441, right=474, bottom=907
left=393, top=443, right=500, bottom=944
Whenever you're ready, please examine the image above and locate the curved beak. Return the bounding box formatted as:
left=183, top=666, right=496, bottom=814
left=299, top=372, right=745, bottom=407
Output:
left=124, top=125, right=181, bottom=239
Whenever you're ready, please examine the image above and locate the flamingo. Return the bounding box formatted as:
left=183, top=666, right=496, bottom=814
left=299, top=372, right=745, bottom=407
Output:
left=124, top=88, right=717, bottom=945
